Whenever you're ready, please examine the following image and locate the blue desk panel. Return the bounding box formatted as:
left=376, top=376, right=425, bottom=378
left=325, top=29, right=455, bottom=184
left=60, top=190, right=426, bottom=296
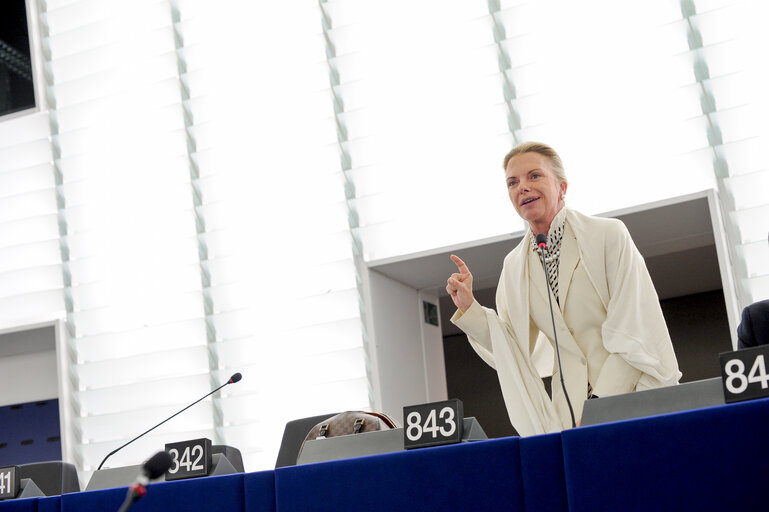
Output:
left=4, top=399, right=769, bottom=512
left=274, top=437, right=526, bottom=512
left=0, top=499, right=36, bottom=512
left=519, top=432, right=568, bottom=512
left=37, top=496, right=59, bottom=512
left=561, top=397, right=769, bottom=512
left=61, top=473, right=247, bottom=512
left=244, top=471, right=276, bottom=512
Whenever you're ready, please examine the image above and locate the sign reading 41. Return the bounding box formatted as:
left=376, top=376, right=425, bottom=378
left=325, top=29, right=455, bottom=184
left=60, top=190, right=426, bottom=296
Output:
left=0, top=466, right=19, bottom=500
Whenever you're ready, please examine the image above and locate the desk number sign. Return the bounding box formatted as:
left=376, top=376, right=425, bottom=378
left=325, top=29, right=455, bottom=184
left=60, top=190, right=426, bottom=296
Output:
left=164, top=437, right=212, bottom=481
left=403, top=399, right=464, bottom=449
left=720, top=345, right=769, bottom=403
left=0, top=466, right=19, bottom=500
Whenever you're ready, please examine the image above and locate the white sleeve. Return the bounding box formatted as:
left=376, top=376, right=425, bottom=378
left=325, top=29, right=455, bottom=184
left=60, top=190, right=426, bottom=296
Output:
left=600, top=221, right=682, bottom=388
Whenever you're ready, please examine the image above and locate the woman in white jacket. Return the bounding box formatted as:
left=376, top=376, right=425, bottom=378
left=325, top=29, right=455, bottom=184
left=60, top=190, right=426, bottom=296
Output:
left=446, top=142, right=681, bottom=435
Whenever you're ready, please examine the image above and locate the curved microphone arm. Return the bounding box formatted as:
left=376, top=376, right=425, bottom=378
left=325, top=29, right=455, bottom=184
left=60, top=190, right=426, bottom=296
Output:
left=97, top=373, right=242, bottom=470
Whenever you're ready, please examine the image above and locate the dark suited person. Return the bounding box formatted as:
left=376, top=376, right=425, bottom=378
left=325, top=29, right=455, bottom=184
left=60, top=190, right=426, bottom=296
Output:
left=738, top=300, right=769, bottom=349
left=737, top=232, right=769, bottom=349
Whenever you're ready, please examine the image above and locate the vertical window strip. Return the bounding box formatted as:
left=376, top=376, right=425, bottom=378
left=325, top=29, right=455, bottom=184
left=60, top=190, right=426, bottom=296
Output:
left=176, top=0, right=370, bottom=470
left=169, top=0, right=224, bottom=443
left=488, top=0, right=522, bottom=145
left=319, top=0, right=374, bottom=408
left=682, top=0, right=767, bottom=307
left=332, top=1, right=517, bottom=262
left=36, top=0, right=82, bottom=468
left=40, top=0, right=215, bottom=470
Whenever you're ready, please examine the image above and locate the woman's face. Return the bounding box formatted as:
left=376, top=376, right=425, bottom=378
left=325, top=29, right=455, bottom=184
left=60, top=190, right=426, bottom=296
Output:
left=505, top=151, right=567, bottom=233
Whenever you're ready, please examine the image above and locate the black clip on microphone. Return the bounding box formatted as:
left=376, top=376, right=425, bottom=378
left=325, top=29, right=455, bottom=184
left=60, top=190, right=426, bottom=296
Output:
left=536, top=233, right=576, bottom=428
left=116, top=450, right=173, bottom=512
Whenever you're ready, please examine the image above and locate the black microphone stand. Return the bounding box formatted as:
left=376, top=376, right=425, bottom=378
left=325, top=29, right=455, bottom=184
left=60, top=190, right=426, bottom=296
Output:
left=97, top=373, right=242, bottom=470
left=536, top=234, right=576, bottom=428
left=117, top=483, right=146, bottom=512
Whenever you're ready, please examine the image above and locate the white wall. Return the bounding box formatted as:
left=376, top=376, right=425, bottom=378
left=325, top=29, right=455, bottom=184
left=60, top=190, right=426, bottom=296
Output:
left=366, top=270, right=448, bottom=422
left=0, top=324, right=59, bottom=406
left=0, top=350, right=58, bottom=406
left=418, top=290, right=448, bottom=402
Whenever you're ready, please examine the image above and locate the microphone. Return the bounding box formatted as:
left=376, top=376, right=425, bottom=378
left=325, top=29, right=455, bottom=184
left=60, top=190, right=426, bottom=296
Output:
left=535, top=233, right=576, bottom=428
left=97, top=372, right=243, bottom=470
left=116, top=451, right=173, bottom=512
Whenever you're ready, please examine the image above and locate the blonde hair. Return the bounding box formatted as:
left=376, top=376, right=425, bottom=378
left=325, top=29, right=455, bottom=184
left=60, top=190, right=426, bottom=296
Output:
left=503, top=142, right=567, bottom=185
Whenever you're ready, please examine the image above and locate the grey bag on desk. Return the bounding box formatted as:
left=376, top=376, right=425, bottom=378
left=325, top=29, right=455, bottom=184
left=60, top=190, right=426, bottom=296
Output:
left=297, top=411, right=397, bottom=460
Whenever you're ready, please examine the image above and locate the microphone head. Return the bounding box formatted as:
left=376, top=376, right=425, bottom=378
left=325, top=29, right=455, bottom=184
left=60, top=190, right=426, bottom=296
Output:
left=229, top=372, right=242, bottom=384
left=143, top=451, right=173, bottom=480
left=535, top=233, right=548, bottom=249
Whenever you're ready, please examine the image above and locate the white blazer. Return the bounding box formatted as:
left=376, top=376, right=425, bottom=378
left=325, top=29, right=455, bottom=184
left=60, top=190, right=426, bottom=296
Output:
left=452, top=208, right=681, bottom=435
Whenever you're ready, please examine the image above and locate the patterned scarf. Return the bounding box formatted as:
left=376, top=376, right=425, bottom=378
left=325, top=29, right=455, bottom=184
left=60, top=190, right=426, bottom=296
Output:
left=530, top=207, right=567, bottom=304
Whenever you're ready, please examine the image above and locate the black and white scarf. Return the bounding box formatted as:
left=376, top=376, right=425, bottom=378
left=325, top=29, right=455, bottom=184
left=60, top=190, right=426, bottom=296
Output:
left=530, top=207, right=567, bottom=304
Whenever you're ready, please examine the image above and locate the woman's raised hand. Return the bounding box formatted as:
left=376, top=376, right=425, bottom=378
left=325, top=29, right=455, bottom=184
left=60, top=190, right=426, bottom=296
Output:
left=446, top=254, right=474, bottom=313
